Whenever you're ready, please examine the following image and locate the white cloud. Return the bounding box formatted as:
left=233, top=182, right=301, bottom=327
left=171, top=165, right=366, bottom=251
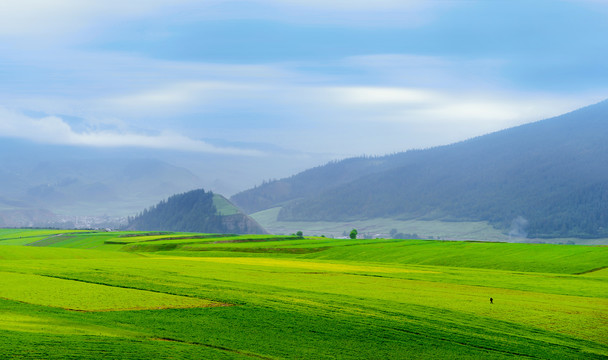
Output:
left=101, top=81, right=260, bottom=118
left=0, top=106, right=262, bottom=156
left=327, top=86, right=437, bottom=105
left=0, top=47, right=301, bottom=122
left=320, top=85, right=599, bottom=125
left=0, top=0, right=199, bottom=41
left=3, top=43, right=605, bottom=157
left=1, top=3, right=605, bottom=158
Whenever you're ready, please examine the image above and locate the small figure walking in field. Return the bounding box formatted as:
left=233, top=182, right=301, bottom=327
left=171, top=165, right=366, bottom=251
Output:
left=490, top=297, right=493, bottom=304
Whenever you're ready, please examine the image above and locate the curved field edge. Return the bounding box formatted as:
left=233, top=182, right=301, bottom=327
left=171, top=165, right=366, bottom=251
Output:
left=0, top=271, right=227, bottom=311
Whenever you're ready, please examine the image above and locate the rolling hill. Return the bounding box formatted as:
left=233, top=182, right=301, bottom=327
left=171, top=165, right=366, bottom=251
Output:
left=231, top=99, right=608, bottom=239
left=125, top=189, right=267, bottom=234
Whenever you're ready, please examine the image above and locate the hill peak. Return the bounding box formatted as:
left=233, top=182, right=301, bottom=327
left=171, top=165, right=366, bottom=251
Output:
left=127, top=189, right=267, bottom=234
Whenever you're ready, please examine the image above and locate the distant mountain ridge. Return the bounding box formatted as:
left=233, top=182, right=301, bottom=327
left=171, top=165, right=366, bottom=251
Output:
left=0, top=137, right=332, bottom=227
left=0, top=139, right=206, bottom=226
left=126, top=189, right=267, bottom=234
left=231, top=99, right=608, bottom=238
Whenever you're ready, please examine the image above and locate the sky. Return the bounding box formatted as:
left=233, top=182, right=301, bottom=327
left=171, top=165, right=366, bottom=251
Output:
left=1, top=0, right=608, bottom=164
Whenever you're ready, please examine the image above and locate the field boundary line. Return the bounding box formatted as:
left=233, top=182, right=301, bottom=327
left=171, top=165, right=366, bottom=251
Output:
left=0, top=270, right=232, bottom=307
left=574, top=266, right=608, bottom=275
left=367, top=320, right=546, bottom=359
left=152, top=337, right=274, bottom=359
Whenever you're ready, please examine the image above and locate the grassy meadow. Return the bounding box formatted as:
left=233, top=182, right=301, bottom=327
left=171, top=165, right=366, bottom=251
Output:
left=0, top=229, right=606, bottom=359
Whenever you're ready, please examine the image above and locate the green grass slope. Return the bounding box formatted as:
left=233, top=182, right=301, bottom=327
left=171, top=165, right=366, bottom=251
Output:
left=134, top=235, right=608, bottom=274
left=0, top=229, right=605, bottom=359
left=0, top=245, right=135, bottom=260
left=213, top=194, right=242, bottom=216
left=300, top=239, right=608, bottom=274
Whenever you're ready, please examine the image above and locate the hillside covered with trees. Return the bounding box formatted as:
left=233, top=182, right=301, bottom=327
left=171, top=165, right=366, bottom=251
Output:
left=127, top=189, right=266, bottom=234
left=232, top=100, right=608, bottom=239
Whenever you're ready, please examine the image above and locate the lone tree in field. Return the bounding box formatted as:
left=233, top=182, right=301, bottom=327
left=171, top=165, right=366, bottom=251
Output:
left=349, top=229, right=358, bottom=239
left=296, top=231, right=303, bottom=238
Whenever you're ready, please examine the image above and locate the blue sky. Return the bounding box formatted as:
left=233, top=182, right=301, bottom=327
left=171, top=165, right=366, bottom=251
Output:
left=1, top=0, right=607, bottom=161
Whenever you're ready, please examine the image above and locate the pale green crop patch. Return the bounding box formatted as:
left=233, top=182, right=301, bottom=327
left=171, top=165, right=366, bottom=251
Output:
left=0, top=229, right=86, bottom=239
left=0, top=245, right=135, bottom=260
left=161, top=255, right=438, bottom=274
left=0, top=271, right=226, bottom=311
left=0, top=310, right=142, bottom=337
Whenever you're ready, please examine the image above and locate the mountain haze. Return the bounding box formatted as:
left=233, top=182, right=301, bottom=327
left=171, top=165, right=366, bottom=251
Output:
left=0, top=140, right=205, bottom=227
left=0, top=138, right=331, bottom=227
left=232, top=100, right=608, bottom=239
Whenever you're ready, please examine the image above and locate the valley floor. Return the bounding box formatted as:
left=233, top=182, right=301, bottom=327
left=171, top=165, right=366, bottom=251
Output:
left=251, top=207, right=608, bottom=245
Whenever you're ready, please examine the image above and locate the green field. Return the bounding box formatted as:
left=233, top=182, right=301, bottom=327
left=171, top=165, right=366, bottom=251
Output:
left=0, top=229, right=606, bottom=359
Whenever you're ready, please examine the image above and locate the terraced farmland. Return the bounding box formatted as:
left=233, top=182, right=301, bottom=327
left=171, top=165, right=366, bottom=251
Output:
left=0, top=229, right=606, bottom=359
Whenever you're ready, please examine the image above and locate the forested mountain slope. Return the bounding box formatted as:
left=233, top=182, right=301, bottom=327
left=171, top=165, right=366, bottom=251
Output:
left=126, top=189, right=267, bottom=234
left=232, top=100, right=608, bottom=238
